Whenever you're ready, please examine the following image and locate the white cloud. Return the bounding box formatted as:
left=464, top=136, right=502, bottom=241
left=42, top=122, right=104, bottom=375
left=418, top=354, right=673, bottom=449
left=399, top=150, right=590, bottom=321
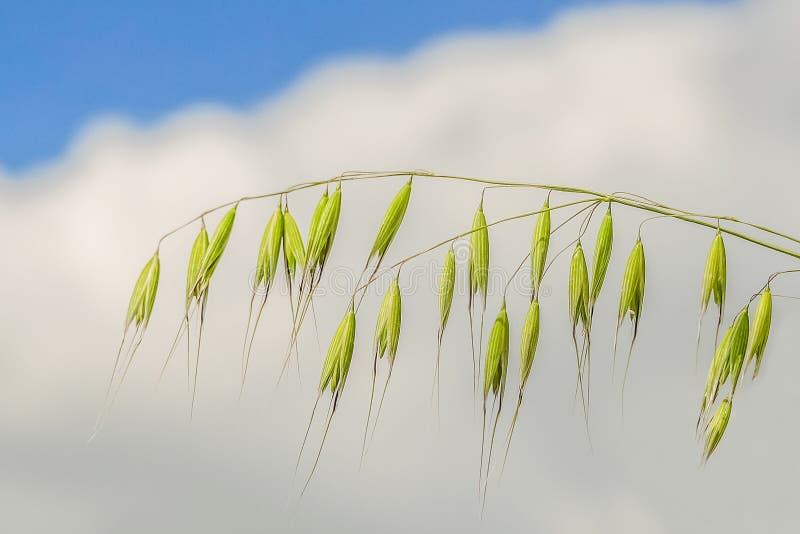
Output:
left=1, top=1, right=800, bottom=532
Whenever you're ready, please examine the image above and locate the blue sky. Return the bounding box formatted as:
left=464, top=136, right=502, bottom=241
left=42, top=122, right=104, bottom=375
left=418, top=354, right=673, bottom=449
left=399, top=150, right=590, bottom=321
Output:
left=1, top=0, right=726, bottom=171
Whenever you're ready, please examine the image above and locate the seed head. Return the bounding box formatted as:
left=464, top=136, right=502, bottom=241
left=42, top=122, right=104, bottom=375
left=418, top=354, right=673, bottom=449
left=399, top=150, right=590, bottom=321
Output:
left=438, top=247, right=456, bottom=336
left=703, top=397, right=732, bottom=462
left=308, top=185, right=342, bottom=272
left=483, top=300, right=510, bottom=400
left=617, top=237, right=646, bottom=329
left=255, top=204, right=284, bottom=289
left=369, top=179, right=412, bottom=262
left=589, top=205, right=613, bottom=309
left=747, top=287, right=772, bottom=379
left=185, top=224, right=209, bottom=308
left=282, top=204, right=306, bottom=281
left=726, top=307, right=750, bottom=395
left=519, top=298, right=541, bottom=392
left=194, top=205, right=237, bottom=296
left=125, top=252, right=161, bottom=330
left=530, top=197, right=551, bottom=296
left=319, top=305, right=357, bottom=395
left=374, top=274, right=402, bottom=365
left=469, top=201, right=489, bottom=299
left=700, top=232, right=727, bottom=315
left=569, top=242, right=589, bottom=330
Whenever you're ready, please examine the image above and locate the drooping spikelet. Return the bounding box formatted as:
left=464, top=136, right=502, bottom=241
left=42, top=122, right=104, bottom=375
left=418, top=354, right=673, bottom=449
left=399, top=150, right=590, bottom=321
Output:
left=362, top=274, right=403, bottom=460
left=241, top=203, right=284, bottom=390
left=469, top=200, right=490, bottom=301
left=746, top=287, right=772, bottom=379
left=703, top=397, right=732, bottom=463
left=589, top=204, right=613, bottom=314
left=254, top=203, right=285, bottom=290
left=369, top=179, right=412, bottom=264
left=568, top=242, right=589, bottom=334
left=185, top=224, right=209, bottom=310
left=374, top=275, right=402, bottom=365
left=433, top=247, right=456, bottom=405
left=615, top=236, right=646, bottom=390
left=194, top=205, right=237, bottom=297
left=125, top=252, right=161, bottom=331
left=318, top=305, right=357, bottom=396
left=519, top=298, right=541, bottom=393
left=480, top=299, right=510, bottom=503
left=699, top=232, right=727, bottom=320
left=696, top=231, right=727, bottom=361
left=726, top=308, right=750, bottom=395
left=282, top=203, right=306, bottom=282
left=530, top=196, right=551, bottom=298
left=468, top=199, right=490, bottom=394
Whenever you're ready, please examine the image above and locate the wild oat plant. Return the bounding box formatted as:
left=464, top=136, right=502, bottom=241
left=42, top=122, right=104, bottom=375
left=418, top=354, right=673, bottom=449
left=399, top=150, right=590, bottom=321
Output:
left=98, top=170, right=795, bottom=501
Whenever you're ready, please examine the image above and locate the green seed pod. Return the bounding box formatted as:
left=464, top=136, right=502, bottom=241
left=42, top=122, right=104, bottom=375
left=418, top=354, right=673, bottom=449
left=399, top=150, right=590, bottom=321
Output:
left=483, top=300, right=510, bottom=400
left=125, top=252, right=160, bottom=329
left=306, top=187, right=329, bottom=271
left=438, top=248, right=456, bottom=337
left=369, top=179, right=412, bottom=262
left=319, top=305, right=356, bottom=394
left=196, top=205, right=237, bottom=294
left=255, top=204, right=284, bottom=288
left=701, top=327, right=732, bottom=419
left=469, top=201, right=489, bottom=299
left=568, top=242, right=589, bottom=330
left=747, top=287, right=772, bottom=379
left=530, top=197, right=551, bottom=296
left=282, top=204, right=306, bottom=281
left=589, top=205, right=613, bottom=308
left=185, top=224, right=209, bottom=307
left=726, top=307, right=750, bottom=395
left=703, top=398, right=732, bottom=462
left=309, top=185, right=342, bottom=271
left=374, top=275, right=402, bottom=364
left=618, top=237, right=646, bottom=328
left=519, top=298, right=541, bottom=392
left=700, top=232, right=727, bottom=315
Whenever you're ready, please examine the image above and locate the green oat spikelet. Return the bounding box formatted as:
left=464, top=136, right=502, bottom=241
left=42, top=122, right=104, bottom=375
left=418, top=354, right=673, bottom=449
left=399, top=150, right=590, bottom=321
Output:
left=307, top=184, right=342, bottom=275
left=480, top=299, right=510, bottom=509
left=433, top=247, right=456, bottom=406
left=468, top=199, right=490, bottom=395
left=502, top=297, right=540, bottom=471
left=95, top=251, right=161, bottom=439
left=282, top=202, right=306, bottom=282
left=185, top=224, right=209, bottom=308
left=159, top=224, right=209, bottom=385
left=569, top=242, right=590, bottom=416
left=700, top=327, right=732, bottom=426
left=299, top=304, right=357, bottom=495
left=614, top=236, right=646, bottom=395
left=726, top=307, right=750, bottom=396
left=568, top=242, right=590, bottom=332
left=589, top=204, right=613, bottom=314
left=368, top=179, right=412, bottom=262
left=362, top=274, right=403, bottom=462
left=703, top=398, right=732, bottom=463
left=530, top=196, right=551, bottom=298
left=125, top=252, right=161, bottom=330
left=194, top=205, right=237, bottom=296
left=696, top=231, right=727, bottom=365
left=746, top=287, right=772, bottom=379
left=241, top=203, right=285, bottom=392
left=186, top=205, right=236, bottom=414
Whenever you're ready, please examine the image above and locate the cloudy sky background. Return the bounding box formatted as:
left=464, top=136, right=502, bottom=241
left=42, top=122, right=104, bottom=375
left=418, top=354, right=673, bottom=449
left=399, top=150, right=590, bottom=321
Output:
left=1, top=0, right=799, bottom=532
